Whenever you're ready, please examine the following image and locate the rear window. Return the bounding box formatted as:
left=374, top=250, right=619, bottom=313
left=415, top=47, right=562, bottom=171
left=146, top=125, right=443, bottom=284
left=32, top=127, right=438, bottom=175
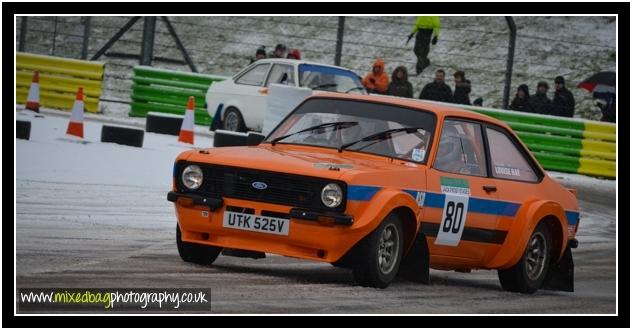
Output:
left=486, top=128, right=539, bottom=182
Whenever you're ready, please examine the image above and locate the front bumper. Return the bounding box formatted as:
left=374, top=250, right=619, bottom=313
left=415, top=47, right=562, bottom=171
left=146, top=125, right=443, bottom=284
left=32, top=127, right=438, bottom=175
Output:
left=167, top=191, right=359, bottom=262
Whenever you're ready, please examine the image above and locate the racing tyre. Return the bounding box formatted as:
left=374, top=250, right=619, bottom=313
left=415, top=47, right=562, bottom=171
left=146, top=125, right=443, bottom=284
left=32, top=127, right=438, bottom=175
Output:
left=498, top=222, right=551, bottom=293
left=176, top=225, right=221, bottom=265
left=352, top=214, right=404, bottom=288
left=213, top=129, right=248, bottom=147
left=101, top=125, right=144, bottom=148
left=222, top=107, right=246, bottom=132
left=330, top=251, right=353, bottom=269
left=16, top=120, right=31, bottom=140
left=145, top=113, right=183, bottom=136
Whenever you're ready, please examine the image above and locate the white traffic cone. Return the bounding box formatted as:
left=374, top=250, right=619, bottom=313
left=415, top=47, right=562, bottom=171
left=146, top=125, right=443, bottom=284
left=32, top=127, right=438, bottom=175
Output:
left=66, top=87, right=85, bottom=138
left=25, top=70, right=40, bottom=112
left=178, top=96, right=195, bottom=144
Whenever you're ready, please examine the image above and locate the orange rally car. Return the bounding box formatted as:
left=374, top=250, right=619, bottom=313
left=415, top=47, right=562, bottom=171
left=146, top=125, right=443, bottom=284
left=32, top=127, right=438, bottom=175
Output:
left=167, top=93, right=579, bottom=292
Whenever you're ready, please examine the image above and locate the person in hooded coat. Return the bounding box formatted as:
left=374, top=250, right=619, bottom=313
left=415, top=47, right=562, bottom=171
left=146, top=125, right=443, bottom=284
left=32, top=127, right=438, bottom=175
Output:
left=551, top=76, right=576, bottom=117
left=387, top=66, right=414, bottom=98
left=509, top=84, right=530, bottom=112
left=362, top=59, right=390, bottom=94
left=527, top=81, right=552, bottom=114
left=452, top=70, right=471, bottom=105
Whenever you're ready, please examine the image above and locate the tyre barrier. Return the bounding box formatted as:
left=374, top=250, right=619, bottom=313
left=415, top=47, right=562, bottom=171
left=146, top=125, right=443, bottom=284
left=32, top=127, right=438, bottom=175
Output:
left=16, top=120, right=31, bottom=140
left=129, top=66, right=227, bottom=126
left=145, top=112, right=183, bottom=136
left=246, top=132, right=266, bottom=146
left=101, top=125, right=144, bottom=148
left=213, top=129, right=248, bottom=147
left=16, top=52, right=105, bottom=113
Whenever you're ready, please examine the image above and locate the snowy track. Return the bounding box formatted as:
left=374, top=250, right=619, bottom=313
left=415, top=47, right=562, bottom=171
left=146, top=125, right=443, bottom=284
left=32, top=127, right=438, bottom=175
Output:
left=15, top=110, right=617, bottom=314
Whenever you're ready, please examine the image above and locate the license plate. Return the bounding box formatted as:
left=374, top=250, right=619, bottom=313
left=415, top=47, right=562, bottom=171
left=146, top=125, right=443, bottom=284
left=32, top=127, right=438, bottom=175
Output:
left=222, top=211, right=290, bottom=236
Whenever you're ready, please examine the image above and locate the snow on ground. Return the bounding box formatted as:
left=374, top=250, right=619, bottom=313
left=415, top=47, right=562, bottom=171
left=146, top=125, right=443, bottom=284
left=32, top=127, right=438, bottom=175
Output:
left=16, top=109, right=215, bottom=231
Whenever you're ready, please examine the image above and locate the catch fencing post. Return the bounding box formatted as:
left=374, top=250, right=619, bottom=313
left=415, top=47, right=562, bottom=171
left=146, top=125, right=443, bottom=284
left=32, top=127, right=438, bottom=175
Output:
left=81, top=17, right=91, bottom=60
left=19, top=17, right=28, bottom=52
left=334, top=16, right=345, bottom=66
left=140, top=16, right=157, bottom=66
left=503, top=16, right=516, bottom=110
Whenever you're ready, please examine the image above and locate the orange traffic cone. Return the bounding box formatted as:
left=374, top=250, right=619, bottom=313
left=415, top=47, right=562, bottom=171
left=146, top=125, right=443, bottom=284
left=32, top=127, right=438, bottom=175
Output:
left=66, top=87, right=85, bottom=138
left=25, top=70, right=40, bottom=112
left=178, top=96, right=195, bottom=144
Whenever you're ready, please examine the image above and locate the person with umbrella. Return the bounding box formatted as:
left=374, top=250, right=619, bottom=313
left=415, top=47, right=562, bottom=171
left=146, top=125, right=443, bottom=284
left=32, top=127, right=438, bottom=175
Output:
left=578, top=71, right=615, bottom=123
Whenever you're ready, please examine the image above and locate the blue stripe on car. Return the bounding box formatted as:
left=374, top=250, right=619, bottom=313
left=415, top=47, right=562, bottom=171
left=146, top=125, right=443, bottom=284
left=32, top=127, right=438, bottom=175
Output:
left=347, top=185, right=381, bottom=201
left=348, top=185, right=575, bottom=222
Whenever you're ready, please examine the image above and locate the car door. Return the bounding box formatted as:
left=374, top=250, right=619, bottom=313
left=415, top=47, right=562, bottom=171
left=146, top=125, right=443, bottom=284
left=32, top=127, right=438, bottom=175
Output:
left=424, top=118, right=502, bottom=266
left=482, top=125, right=545, bottom=261
left=233, top=63, right=271, bottom=130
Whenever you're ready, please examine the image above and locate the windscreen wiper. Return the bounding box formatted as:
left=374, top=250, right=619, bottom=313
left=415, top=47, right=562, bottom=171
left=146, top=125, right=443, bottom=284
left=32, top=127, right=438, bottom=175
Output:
left=270, top=121, right=359, bottom=146
left=338, top=127, right=425, bottom=153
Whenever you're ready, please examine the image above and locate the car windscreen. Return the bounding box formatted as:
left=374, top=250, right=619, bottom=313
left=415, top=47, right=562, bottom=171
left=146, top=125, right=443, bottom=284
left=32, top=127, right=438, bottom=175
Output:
left=266, top=98, right=437, bottom=163
left=298, top=64, right=366, bottom=94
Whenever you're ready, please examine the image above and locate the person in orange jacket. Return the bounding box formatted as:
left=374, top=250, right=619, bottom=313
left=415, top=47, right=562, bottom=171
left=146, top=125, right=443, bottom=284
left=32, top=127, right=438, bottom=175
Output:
left=362, top=59, right=390, bottom=94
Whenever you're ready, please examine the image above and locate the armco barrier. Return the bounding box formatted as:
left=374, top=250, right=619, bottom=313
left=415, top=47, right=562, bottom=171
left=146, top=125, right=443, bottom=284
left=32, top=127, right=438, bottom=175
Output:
left=459, top=105, right=616, bottom=179
left=130, top=66, right=227, bottom=126
left=16, top=52, right=104, bottom=113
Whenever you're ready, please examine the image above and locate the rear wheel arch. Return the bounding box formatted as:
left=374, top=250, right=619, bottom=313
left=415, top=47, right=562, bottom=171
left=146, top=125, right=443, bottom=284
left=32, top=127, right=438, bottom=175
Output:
left=541, top=215, right=564, bottom=264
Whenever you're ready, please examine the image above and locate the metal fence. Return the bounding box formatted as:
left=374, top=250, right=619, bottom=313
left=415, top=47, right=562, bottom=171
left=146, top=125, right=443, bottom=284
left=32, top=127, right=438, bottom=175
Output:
left=16, top=16, right=616, bottom=119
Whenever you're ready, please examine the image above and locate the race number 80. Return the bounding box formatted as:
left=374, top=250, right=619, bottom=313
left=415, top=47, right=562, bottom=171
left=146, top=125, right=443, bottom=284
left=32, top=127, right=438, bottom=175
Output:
left=435, top=194, right=469, bottom=246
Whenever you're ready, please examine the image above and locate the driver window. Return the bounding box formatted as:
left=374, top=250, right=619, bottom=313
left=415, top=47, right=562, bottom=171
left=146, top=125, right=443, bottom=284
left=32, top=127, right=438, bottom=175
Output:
left=434, top=120, right=487, bottom=177
left=266, top=64, right=295, bottom=86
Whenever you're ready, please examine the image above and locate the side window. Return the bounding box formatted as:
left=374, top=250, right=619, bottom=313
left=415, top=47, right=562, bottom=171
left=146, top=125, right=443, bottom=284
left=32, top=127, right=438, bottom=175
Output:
left=486, top=128, right=539, bottom=182
left=235, top=64, right=270, bottom=86
left=266, top=64, right=295, bottom=86
left=434, top=120, right=487, bottom=177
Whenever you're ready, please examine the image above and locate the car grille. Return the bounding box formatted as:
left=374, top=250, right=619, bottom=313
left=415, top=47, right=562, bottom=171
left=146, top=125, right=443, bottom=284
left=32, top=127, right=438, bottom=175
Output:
left=176, top=163, right=346, bottom=212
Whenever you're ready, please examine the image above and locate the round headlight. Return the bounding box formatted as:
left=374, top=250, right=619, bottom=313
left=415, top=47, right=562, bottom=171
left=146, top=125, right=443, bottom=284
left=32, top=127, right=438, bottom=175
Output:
left=321, top=183, right=343, bottom=208
left=182, top=165, right=203, bottom=190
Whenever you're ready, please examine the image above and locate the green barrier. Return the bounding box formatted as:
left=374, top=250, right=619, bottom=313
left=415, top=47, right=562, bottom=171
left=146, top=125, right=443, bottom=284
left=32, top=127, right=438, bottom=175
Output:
left=422, top=102, right=617, bottom=179
left=130, top=66, right=227, bottom=126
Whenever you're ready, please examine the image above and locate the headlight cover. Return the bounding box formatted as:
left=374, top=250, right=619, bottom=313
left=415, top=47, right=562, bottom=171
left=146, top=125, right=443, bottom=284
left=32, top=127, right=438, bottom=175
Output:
left=182, top=165, right=203, bottom=190
left=321, top=183, right=343, bottom=208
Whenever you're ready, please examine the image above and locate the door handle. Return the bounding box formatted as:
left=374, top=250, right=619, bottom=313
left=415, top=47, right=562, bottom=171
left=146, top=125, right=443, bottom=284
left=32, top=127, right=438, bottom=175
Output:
left=483, top=185, right=497, bottom=193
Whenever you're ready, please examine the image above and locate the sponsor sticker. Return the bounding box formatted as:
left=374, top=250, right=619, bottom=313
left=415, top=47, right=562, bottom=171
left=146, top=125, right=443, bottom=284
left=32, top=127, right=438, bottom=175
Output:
left=411, top=148, right=426, bottom=162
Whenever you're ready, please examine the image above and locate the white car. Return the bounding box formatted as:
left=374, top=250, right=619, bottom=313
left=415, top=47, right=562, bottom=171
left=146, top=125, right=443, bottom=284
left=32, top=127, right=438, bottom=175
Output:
left=206, top=58, right=367, bottom=132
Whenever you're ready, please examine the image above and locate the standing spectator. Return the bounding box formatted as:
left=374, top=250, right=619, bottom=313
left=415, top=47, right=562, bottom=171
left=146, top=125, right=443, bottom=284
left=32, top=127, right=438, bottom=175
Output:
left=551, top=76, right=576, bottom=117
left=509, top=84, right=530, bottom=112
left=387, top=66, right=413, bottom=98
left=527, top=81, right=552, bottom=114
left=249, top=46, right=266, bottom=64
left=473, top=97, right=483, bottom=106
left=593, top=92, right=616, bottom=123
left=419, top=69, right=452, bottom=103
left=269, top=44, right=287, bottom=58
left=287, top=49, right=301, bottom=60
left=361, top=59, right=390, bottom=94
left=452, top=70, right=471, bottom=105
left=407, top=16, right=440, bottom=75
